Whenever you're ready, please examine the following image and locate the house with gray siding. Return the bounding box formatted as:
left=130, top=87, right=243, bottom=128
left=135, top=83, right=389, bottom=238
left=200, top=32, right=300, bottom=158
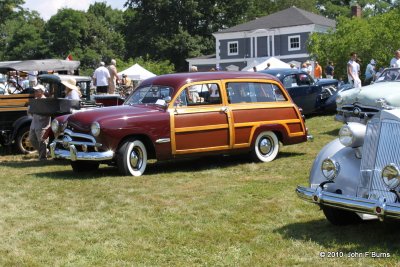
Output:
left=187, top=6, right=335, bottom=71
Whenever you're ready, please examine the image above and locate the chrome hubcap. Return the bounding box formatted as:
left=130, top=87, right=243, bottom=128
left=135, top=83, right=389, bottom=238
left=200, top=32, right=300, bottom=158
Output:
left=259, top=137, right=272, bottom=155
left=130, top=147, right=142, bottom=169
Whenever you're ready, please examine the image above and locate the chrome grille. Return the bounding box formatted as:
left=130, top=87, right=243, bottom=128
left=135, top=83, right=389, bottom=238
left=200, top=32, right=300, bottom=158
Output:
left=359, top=119, right=400, bottom=202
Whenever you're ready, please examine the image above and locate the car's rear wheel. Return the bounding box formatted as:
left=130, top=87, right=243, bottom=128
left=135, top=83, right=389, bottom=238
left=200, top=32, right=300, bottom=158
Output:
left=15, top=126, right=35, bottom=154
left=71, top=161, right=100, bottom=172
left=251, top=131, right=279, bottom=162
left=117, top=138, right=147, bottom=176
left=322, top=206, right=362, bottom=226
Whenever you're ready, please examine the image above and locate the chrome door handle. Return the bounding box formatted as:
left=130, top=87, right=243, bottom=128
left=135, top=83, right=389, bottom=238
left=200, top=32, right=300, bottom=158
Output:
left=221, top=106, right=228, bottom=113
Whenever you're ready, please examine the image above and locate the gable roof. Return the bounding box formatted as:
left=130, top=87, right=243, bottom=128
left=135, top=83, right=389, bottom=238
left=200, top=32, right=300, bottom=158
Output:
left=216, top=6, right=335, bottom=34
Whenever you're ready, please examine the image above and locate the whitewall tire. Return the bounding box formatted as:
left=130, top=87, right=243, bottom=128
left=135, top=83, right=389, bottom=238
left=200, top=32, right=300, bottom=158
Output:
left=117, top=139, right=147, bottom=176
left=252, top=131, right=279, bottom=162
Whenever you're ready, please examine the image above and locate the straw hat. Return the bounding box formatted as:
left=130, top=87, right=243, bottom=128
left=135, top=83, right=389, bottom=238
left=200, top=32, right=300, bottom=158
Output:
left=33, top=84, right=45, bottom=91
left=61, top=78, right=79, bottom=91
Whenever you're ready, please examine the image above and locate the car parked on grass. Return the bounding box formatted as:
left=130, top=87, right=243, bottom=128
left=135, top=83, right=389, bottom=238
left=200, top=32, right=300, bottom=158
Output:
left=297, top=109, right=400, bottom=225
left=259, top=68, right=342, bottom=115
left=336, top=67, right=400, bottom=123
left=0, top=59, right=80, bottom=154
left=0, top=59, right=125, bottom=154
left=50, top=71, right=311, bottom=176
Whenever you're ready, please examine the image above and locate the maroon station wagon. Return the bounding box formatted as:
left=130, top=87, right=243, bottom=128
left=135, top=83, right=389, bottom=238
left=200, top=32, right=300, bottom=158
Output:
left=50, top=72, right=310, bottom=176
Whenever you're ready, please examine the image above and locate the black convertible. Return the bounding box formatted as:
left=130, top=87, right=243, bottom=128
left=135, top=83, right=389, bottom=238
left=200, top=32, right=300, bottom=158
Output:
left=260, top=68, right=347, bottom=115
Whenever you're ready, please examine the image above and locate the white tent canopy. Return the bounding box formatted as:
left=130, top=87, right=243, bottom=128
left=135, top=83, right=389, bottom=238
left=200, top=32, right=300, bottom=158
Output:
left=118, top=63, right=156, bottom=80
left=242, top=57, right=290, bottom=71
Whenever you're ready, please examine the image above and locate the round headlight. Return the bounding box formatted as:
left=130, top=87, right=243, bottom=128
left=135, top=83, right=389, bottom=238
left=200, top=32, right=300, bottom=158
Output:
left=382, top=164, right=400, bottom=189
left=91, top=122, right=101, bottom=137
left=336, top=94, right=343, bottom=104
left=321, top=158, right=340, bottom=181
left=339, top=123, right=366, bottom=147
left=51, top=119, right=59, bottom=133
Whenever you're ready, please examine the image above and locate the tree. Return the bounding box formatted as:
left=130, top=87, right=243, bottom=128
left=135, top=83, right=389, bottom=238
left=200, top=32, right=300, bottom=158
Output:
left=124, top=0, right=254, bottom=71
left=0, top=0, right=25, bottom=24
left=308, top=9, right=400, bottom=81
left=44, top=6, right=125, bottom=70
left=0, top=11, right=47, bottom=60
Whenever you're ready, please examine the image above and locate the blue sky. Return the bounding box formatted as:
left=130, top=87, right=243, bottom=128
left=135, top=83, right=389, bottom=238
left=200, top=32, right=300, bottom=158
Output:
left=23, top=0, right=127, bottom=20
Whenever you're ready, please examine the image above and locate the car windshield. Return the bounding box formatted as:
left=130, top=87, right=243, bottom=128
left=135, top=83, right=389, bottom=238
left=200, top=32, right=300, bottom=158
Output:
left=124, top=85, right=173, bottom=105
left=376, top=68, right=400, bottom=83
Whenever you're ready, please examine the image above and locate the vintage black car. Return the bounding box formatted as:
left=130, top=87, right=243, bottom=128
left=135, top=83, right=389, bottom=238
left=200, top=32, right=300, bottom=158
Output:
left=260, top=68, right=342, bottom=115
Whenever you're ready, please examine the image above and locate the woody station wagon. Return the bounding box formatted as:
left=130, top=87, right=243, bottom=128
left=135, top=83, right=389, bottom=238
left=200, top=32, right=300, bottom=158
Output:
left=50, top=72, right=310, bottom=176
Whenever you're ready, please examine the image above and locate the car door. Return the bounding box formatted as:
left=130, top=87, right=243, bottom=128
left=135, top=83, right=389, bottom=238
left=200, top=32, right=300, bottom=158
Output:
left=282, top=73, right=318, bottom=114
left=170, top=81, right=232, bottom=155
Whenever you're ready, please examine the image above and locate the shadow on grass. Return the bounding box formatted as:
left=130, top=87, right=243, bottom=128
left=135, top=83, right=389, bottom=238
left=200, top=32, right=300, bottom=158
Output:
left=3, top=151, right=305, bottom=178
left=275, top=219, right=400, bottom=253
left=322, top=128, right=339, bottom=137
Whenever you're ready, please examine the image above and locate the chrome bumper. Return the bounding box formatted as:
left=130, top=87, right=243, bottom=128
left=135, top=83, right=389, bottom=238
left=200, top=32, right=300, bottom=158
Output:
left=296, top=185, right=400, bottom=220
left=49, top=142, right=114, bottom=161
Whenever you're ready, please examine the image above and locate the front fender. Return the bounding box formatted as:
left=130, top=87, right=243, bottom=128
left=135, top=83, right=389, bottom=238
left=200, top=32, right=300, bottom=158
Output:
left=309, top=138, right=361, bottom=197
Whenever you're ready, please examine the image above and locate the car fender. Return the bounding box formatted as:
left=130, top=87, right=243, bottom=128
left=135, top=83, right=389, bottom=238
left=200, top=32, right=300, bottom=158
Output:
left=251, top=123, right=288, bottom=145
left=11, top=115, right=32, bottom=139
left=309, top=138, right=361, bottom=197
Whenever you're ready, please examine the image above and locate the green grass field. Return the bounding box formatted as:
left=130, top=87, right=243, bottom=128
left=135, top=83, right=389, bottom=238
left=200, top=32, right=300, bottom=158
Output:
left=1, top=115, right=399, bottom=266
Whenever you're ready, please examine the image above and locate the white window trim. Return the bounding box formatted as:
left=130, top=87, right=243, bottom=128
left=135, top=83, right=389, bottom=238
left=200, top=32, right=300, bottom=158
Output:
left=288, top=35, right=301, bottom=51
left=227, top=41, right=239, bottom=56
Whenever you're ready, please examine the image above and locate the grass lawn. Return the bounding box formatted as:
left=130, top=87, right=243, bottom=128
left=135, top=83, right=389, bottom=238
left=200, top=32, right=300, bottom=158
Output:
left=1, top=115, right=399, bottom=266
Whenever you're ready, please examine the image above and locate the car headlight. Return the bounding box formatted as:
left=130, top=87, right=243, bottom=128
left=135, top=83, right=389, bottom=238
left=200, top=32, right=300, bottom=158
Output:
left=339, top=123, right=366, bottom=147
left=382, top=164, right=400, bottom=189
left=51, top=119, right=59, bottom=133
left=336, top=94, right=343, bottom=104
left=321, top=158, right=340, bottom=181
left=91, top=122, right=101, bottom=137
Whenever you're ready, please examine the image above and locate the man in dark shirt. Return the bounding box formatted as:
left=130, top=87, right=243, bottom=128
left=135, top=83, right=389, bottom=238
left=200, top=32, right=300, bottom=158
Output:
left=325, top=61, right=334, bottom=79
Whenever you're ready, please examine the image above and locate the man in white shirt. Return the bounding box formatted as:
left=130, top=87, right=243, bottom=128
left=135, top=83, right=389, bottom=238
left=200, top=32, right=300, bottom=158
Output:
left=347, top=52, right=361, bottom=88
left=390, top=49, right=400, bottom=68
left=93, top=62, right=110, bottom=94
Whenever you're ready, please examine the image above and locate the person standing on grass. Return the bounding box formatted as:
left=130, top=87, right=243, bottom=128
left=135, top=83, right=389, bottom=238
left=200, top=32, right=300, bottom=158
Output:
left=347, top=52, right=361, bottom=88
left=108, top=59, right=119, bottom=94
left=28, top=85, right=51, bottom=161
left=314, top=61, right=322, bottom=79
left=93, top=61, right=110, bottom=94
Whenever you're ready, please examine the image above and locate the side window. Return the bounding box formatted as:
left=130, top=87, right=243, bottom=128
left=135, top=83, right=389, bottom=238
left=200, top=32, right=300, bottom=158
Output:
left=282, top=75, right=297, bottom=88
left=226, top=82, right=287, bottom=103
left=176, top=83, right=221, bottom=106
left=272, top=84, right=286, bottom=101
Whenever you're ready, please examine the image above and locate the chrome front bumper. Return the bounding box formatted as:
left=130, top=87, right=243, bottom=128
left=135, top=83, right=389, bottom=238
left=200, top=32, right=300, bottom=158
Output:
left=49, top=142, right=114, bottom=161
left=296, top=185, right=400, bottom=220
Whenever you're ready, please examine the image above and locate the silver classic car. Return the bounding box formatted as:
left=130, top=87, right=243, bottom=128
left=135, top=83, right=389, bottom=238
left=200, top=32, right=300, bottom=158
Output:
left=297, top=109, right=400, bottom=225
left=336, top=67, right=400, bottom=123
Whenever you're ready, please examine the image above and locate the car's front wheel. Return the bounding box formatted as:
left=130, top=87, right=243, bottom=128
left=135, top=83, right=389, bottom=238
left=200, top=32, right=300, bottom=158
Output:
left=117, top=138, right=147, bottom=176
left=322, top=206, right=362, bottom=226
left=15, top=126, right=35, bottom=154
left=251, top=131, right=279, bottom=162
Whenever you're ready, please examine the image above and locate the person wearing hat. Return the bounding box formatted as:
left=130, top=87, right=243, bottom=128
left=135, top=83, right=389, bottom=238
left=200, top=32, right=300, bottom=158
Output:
left=305, top=60, right=312, bottom=76
left=121, top=74, right=131, bottom=87
left=365, top=59, right=376, bottom=85
left=28, top=84, right=51, bottom=160
left=62, top=78, right=81, bottom=100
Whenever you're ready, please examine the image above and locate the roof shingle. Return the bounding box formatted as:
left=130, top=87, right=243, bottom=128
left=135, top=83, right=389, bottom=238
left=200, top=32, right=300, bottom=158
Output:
left=216, top=6, right=335, bottom=34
